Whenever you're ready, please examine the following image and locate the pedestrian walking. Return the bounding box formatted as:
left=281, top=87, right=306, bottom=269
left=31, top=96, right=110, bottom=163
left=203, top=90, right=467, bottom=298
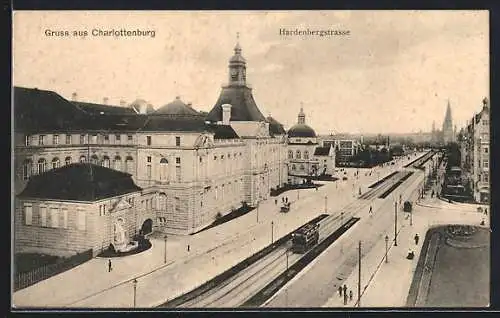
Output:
left=343, top=291, right=348, bottom=305
left=338, top=286, right=343, bottom=297
left=349, top=290, right=353, bottom=302
left=108, top=259, right=112, bottom=272
left=343, top=284, right=347, bottom=297
left=414, top=234, right=419, bottom=245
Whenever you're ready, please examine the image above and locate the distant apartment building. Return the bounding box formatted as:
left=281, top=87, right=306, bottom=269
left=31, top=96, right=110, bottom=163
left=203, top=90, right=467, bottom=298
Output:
left=458, top=97, right=490, bottom=203
left=319, top=136, right=360, bottom=165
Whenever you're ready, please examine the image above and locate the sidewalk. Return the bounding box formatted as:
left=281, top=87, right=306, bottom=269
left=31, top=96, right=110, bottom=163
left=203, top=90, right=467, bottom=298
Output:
left=13, top=153, right=427, bottom=308
left=322, top=197, right=490, bottom=308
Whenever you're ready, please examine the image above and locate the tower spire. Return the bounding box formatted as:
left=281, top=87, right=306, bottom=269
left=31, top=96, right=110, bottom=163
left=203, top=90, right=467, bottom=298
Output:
left=298, top=103, right=306, bottom=124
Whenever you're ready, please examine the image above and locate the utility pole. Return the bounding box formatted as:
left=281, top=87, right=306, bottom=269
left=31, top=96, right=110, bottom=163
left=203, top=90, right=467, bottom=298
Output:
left=324, top=195, right=328, bottom=213
left=358, top=240, right=361, bottom=307
left=163, top=235, right=168, bottom=264
left=385, top=235, right=389, bottom=263
left=271, top=221, right=274, bottom=244
left=394, top=201, right=398, bottom=246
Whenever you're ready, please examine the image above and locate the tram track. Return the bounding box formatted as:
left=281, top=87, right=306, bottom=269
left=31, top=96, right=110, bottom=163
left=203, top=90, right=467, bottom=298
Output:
left=161, top=153, right=432, bottom=308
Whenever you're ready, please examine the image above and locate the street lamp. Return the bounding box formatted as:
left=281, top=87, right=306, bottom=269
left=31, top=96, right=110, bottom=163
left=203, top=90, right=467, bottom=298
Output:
left=256, top=201, right=260, bottom=223
left=271, top=221, right=274, bottom=244
left=341, top=211, right=344, bottom=225
left=132, top=278, right=138, bottom=308
left=324, top=195, right=328, bottom=213
left=394, top=201, right=398, bottom=246
left=163, top=235, right=168, bottom=264
left=385, top=235, right=389, bottom=263
left=297, top=189, right=300, bottom=200
left=357, top=240, right=362, bottom=307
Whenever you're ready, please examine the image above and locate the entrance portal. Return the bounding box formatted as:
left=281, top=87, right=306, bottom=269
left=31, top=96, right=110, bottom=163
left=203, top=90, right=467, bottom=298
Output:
left=141, top=218, right=153, bottom=235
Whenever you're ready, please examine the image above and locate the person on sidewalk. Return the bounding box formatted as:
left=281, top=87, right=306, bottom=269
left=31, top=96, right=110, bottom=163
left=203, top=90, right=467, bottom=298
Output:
left=349, top=290, right=353, bottom=302
left=343, top=284, right=347, bottom=298
left=108, top=259, right=112, bottom=272
left=275, top=199, right=278, bottom=205
left=338, top=286, right=343, bottom=297
left=414, top=234, right=419, bottom=245
left=369, top=206, right=373, bottom=216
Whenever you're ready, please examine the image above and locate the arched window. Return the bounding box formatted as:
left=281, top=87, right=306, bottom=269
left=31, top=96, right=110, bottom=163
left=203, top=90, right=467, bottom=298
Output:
left=65, top=156, right=72, bottom=166
left=160, top=157, right=169, bottom=181
left=37, top=158, right=47, bottom=174
left=304, top=151, right=309, bottom=159
left=22, top=159, right=32, bottom=180
left=51, top=158, right=60, bottom=169
left=291, top=164, right=296, bottom=170
left=79, top=155, right=86, bottom=163
left=296, top=150, right=301, bottom=159
left=91, top=155, right=99, bottom=165
left=102, top=156, right=110, bottom=168
left=114, top=156, right=122, bottom=171
left=125, top=156, right=134, bottom=173
left=300, top=164, right=305, bottom=171
left=288, top=150, right=293, bottom=159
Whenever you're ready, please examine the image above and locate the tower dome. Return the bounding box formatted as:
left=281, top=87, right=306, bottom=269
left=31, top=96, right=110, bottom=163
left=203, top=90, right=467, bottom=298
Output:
left=287, top=106, right=316, bottom=138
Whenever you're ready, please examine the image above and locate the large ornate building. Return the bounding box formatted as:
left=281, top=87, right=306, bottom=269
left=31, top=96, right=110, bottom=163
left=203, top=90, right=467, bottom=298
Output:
left=13, top=39, right=291, bottom=256
left=287, top=107, right=336, bottom=183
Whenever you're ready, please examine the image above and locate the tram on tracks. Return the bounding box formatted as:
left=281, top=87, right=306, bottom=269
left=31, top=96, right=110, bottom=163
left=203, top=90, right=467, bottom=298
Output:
left=291, top=223, right=320, bottom=254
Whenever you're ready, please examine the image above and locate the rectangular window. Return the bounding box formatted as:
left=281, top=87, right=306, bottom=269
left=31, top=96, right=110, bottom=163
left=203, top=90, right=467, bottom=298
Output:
left=50, top=208, right=59, bottom=228
left=39, top=135, right=45, bottom=146
left=77, top=210, right=86, bottom=230
left=40, top=206, right=47, bottom=227
left=175, top=197, right=181, bottom=212
left=176, top=166, right=181, bottom=182
left=62, top=208, right=68, bottom=228
left=99, top=205, right=103, bottom=216
left=115, top=134, right=121, bottom=143
left=127, top=135, right=133, bottom=142
left=104, top=134, right=109, bottom=144
left=65, top=134, right=72, bottom=144
left=147, top=136, right=152, bottom=146
left=80, top=134, right=85, bottom=144
left=91, top=134, right=98, bottom=144
left=484, top=174, right=489, bottom=182
left=483, top=120, right=488, bottom=125
left=147, top=156, right=151, bottom=163
left=25, top=135, right=31, bottom=146
left=175, top=136, right=181, bottom=147
left=147, top=164, right=152, bottom=179
left=484, top=147, right=488, bottom=153
left=483, top=160, right=489, bottom=168
left=176, top=157, right=181, bottom=164
left=24, top=204, right=32, bottom=225
left=53, top=135, right=59, bottom=145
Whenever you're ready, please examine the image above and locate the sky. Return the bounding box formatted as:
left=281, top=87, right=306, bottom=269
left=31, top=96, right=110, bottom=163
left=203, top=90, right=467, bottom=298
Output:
left=13, top=11, right=489, bottom=135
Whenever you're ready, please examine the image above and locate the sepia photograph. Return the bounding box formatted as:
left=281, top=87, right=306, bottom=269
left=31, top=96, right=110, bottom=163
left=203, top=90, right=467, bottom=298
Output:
left=11, top=10, right=490, bottom=309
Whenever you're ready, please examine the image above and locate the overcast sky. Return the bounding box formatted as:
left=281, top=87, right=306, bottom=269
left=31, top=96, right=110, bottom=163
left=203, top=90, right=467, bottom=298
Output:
left=13, top=11, right=488, bottom=134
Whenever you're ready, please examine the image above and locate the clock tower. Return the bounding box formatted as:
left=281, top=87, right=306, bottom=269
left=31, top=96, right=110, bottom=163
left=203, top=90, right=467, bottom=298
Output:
left=228, top=33, right=247, bottom=86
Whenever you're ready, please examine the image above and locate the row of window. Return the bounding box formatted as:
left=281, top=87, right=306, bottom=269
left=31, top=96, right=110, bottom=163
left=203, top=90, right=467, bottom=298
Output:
left=214, top=152, right=243, bottom=161
left=288, top=150, right=310, bottom=160
left=24, top=204, right=86, bottom=230
left=22, top=155, right=135, bottom=180
left=26, top=134, right=184, bottom=147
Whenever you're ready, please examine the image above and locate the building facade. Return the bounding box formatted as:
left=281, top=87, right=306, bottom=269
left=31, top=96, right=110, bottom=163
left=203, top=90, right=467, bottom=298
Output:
left=13, top=39, right=289, bottom=251
left=459, top=97, right=490, bottom=203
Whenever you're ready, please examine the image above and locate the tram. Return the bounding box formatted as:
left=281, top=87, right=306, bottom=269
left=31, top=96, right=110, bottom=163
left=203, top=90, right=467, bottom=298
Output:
left=291, top=223, right=320, bottom=254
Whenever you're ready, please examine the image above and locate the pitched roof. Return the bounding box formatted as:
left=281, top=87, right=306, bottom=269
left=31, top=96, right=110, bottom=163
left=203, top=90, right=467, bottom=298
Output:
left=314, top=146, right=331, bottom=156
left=205, top=124, right=240, bottom=139
left=155, top=97, right=201, bottom=116
left=14, top=86, right=90, bottom=133
left=73, top=102, right=137, bottom=115
left=18, top=163, right=142, bottom=201
left=266, top=116, right=286, bottom=135
left=205, top=86, right=266, bottom=122
left=140, top=116, right=207, bottom=132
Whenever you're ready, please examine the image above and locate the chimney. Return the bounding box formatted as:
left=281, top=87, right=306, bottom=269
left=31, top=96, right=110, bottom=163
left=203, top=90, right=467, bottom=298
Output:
left=222, top=104, right=232, bottom=125
left=139, top=103, right=147, bottom=114
left=103, top=97, right=109, bottom=105
left=187, top=102, right=193, bottom=108
left=71, top=92, right=78, bottom=101
left=120, top=100, right=126, bottom=107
